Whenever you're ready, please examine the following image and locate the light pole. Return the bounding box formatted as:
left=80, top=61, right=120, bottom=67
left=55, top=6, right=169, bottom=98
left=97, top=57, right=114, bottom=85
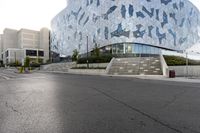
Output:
left=86, top=36, right=89, bottom=69
left=14, top=51, right=16, bottom=65
left=185, top=51, right=188, bottom=78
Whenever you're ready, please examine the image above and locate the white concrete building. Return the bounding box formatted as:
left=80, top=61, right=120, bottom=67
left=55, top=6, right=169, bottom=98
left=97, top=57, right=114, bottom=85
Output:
left=0, top=28, right=50, bottom=65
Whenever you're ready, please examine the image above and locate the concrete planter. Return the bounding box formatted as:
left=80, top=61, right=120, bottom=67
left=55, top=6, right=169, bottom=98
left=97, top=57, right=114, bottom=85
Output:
left=169, top=66, right=200, bottom=77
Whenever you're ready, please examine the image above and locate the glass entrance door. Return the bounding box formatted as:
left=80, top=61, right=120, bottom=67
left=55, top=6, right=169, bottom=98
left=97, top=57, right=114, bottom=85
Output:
left=125, top=44, right=132, bottom=54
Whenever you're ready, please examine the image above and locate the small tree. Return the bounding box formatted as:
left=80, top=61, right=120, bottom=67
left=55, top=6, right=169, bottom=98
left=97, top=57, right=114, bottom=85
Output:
left=37, top=57, right=43, bottom=64
left=15, top=60, right=20, bottom=66
left=91, top=44, right=100, bottom=57
left=72, top=49, right=79, bottom=62
left=24, top=57, right=30, bottom=67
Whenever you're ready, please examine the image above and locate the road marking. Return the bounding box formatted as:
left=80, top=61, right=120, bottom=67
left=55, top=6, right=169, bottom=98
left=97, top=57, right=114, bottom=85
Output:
left=9, top=76, right=47, bottom=81
left=0, top=74, right=10, bottom=80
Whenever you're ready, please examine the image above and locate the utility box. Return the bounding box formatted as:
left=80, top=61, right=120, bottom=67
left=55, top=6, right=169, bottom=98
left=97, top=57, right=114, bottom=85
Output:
left=169, top=70, right=176, bottom=78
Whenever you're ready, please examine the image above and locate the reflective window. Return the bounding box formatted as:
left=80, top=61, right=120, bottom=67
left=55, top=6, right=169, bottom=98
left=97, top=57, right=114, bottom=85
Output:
left=134, top=44, right=139, bottom=53
left=138, top=45, right=143, bottom=53
left=97, top=0, right=100, bottom=6
left=121, top=5, right=126, bottom=19
left=111, top=43, right=165, bottom=55
left=112, top=44, right=116, bottom=54
left=6, top=51, right=9, bottom=57
left=155, top=47, right=159, bottom=54
left=146, top=46, right=151, bottom=54
left=125, top=44, right=132, bottom=53
left=116, top=44, right=124, bottom=54
left=129, top=4, right=134, bottom=17
left=151, top=47, right=155, bottom=54
left=26, top=50, right=37, bottom=56
left=112, top=44, right=124, bottom=54
left=38, top=51, right=44, bottom=57
left=142, top=45, right=147, bottom=53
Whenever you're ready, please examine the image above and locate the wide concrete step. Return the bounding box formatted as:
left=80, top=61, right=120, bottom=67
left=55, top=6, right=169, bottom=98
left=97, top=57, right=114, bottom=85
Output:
left=108, top=57, right=162, bottom=75
left=41, top=62, right=74, bottom=72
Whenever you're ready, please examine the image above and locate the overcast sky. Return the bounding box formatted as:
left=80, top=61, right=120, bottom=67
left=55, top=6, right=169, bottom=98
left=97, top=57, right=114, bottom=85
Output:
left=190, top=0, right=200, bottom=9
left=0, top=0, right=199, bottom=34
left=0, top=0, right=66, bottom=33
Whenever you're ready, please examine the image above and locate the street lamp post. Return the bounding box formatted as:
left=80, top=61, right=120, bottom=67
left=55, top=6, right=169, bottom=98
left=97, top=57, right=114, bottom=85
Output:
left=86, top=36, right=89, bottom=69
left=185, top=51, right=188, bottom=78
left=14, top=51, right=16, bottom=65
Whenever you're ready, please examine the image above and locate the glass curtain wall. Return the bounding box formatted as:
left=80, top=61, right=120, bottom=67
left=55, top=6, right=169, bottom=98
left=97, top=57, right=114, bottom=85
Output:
left=111, top=43, right=161, bottom=55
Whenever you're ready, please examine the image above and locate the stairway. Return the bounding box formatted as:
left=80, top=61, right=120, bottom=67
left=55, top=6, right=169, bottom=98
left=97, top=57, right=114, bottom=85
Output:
left=41, top=62, right=74, bottom=72
left=107, top=56, right=162, bottom=75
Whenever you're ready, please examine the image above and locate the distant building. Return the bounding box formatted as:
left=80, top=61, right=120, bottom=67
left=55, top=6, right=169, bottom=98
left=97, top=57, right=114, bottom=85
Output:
left=0, top=35, right=3, bottom=65
left=0, top=28, right=50, bottom=65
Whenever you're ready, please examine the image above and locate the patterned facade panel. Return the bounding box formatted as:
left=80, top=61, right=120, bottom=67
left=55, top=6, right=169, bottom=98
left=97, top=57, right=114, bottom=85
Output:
left=51, top=0, right=200, bottom=56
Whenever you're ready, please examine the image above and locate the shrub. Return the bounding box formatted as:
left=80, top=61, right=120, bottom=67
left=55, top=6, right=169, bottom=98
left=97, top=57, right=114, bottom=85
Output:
left=8, top=62, right=22, bottom=67
left=77, top=55, right=112, bottom=64
left=24, top=57, right=30, bottom=67
left=164, top=55, right=200, bottom=66
left=30, top=63, right=40, bottom=67
left=19, top=67, right=24, bottom=73
left=72, top=49, right=79, bottom=61
left=91, top=45, right=100, bottom=57
left=71, top=66, right=106, bottom=69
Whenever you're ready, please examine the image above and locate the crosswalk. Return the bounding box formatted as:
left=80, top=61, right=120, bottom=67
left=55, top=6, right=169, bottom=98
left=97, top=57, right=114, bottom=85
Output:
left=41, top=62, right=74, bottom=72
left=0, top=68, right=49, bottom=81
left=0, top=69, right=20, bottom=80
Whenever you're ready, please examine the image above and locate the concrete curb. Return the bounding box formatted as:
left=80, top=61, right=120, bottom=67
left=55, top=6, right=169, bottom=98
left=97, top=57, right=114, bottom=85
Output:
left=110, top=75, right=200, bottom=83
left=38, top=70, right=107, bottom=76
left=38, top=70, right=200, bottom=83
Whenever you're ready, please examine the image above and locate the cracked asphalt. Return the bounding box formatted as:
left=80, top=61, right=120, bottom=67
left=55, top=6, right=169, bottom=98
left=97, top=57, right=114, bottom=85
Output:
left=0, top=72, right=200, bottom=133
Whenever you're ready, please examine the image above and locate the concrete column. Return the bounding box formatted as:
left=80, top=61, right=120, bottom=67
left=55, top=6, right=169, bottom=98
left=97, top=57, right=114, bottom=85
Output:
left=123, top=43, right=126, bottom=54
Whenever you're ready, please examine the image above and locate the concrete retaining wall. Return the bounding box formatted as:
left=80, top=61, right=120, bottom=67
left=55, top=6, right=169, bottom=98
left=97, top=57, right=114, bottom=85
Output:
left=68, top=69, right=106, bottom=75
left=106, top=58, right=115, bottom=74
left=71, top=63, right=108, bottom=68
left=160, top=55, right=169, bottom=77
left=169, top=66, right=200, bottom=77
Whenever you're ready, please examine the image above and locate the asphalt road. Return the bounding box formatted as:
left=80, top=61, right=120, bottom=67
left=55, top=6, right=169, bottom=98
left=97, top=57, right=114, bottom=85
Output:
left=0, top=72, right=200, bottom=133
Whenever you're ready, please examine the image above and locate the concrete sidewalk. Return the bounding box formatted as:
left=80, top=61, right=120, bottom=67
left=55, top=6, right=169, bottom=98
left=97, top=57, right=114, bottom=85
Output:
left=39, top=68, right=200, bottom=83
left=3, top=68, right=200, bottom=83
left=111, top=75, right=200, bottom=83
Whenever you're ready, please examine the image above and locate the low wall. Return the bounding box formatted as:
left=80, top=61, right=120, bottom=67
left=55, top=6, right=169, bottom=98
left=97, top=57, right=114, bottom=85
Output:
left=169, top=66, right=200, bottom=77
left=41, top=62, right=75, bottom=70
left=106, top=58, right=115, bottom=74
left=160, top=55, right=169, bottom=77
left=68, top=69, right=106, bottom=75
left=71, top=63, right=109, bottom=68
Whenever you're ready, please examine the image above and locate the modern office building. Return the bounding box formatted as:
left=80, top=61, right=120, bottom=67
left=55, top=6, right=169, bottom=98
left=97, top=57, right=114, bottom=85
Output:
left=0, top=28, right=50, bottom=65
left=51, top=0, right=200, bottom=57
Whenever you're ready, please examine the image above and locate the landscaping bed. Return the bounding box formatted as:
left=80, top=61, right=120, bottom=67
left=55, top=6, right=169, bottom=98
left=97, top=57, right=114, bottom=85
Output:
left=164, top=55, right=200, bottom=66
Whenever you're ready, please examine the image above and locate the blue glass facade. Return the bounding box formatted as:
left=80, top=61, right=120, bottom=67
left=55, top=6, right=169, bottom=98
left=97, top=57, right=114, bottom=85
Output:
left=111, top=43, right=162, bottom=55
left=51, top=0, right=200, bottom=56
